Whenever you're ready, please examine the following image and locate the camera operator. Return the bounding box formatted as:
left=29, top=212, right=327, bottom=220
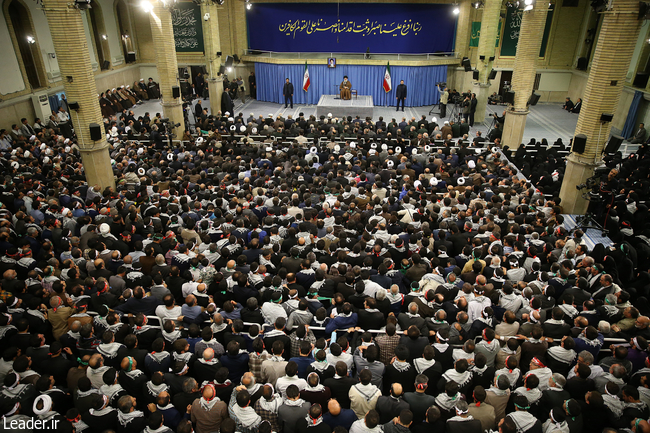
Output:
left=492, top=109, right=506, bottom=125
left=437, top=84, right=449, bottom=118
left=600, top=168, right=619, bottom=205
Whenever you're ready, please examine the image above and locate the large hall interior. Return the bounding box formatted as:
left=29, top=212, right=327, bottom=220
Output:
left=3, top=0, right=650, bottom=433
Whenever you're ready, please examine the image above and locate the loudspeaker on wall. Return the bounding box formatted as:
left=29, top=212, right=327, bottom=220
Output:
left=172, top=86, right=180, bottom=98
left=529, top=93, right=541, bottom=106
left=572, top=133, right=587, bottom=154
left=604, top=135, right=624, bottom=154
left=89, top=123, right=102, bottom=141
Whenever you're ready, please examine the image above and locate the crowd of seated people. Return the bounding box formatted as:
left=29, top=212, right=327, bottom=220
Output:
left=2, top=110, right=650, bottom=433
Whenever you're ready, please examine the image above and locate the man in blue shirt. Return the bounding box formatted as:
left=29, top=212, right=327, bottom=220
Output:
left=289, top=340, right=314, bottom=379
left=325, top=303, right=358, bottom=334
left=323, top=399, right=357, bottom=431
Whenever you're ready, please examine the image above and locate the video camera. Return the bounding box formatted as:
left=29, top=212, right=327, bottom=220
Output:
left=576, top=167, right=610, bottom=202
left=436, top=82, right=446, bottom=88
left=160, top=118, right=181, bottom=129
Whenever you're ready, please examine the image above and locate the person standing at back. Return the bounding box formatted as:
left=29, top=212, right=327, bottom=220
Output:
left=396, top=80, right=407, bottom=112
left=283, top=78, right=294, bottom=109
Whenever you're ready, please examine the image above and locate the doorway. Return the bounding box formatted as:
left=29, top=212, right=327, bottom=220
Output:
left=7, top=0, right=42, bottom=89
left=498, top=71, right=513, bottom=97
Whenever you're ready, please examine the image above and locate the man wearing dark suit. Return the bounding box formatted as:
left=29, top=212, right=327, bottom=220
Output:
left=630, top=123, right=647, bottom=144
left=459, top=119, right=470, bottom=137
left=469, top=93, right=478, bottom=126
left=473, top=131, right=486, bottom=146
left=249, top=72, right=257, bottom=99
left=194, top=100, right=203, bottom=120
left=283, top=78, right=294, bottom=109
left=563, top=97, right=574, bottom=111
left=571, top=97, right=582, bottom=113
left=396, top=80, right=407, bottom=112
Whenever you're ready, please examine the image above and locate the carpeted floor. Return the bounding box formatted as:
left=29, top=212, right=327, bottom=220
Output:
left=131, top=96, right=579, bottom=146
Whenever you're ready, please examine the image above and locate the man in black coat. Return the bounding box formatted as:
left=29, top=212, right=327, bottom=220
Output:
left=396, top=80, right=407, bottom=112
left=283, top=78, right=294, bottom=109
left=221, top=91, right=233, bottom=116
left=469, top=93, right=477, bottom=126
left=323, top=362, right=357, bottom=409
left=249, top=72, right=256, bottom=99
left=194, top=100, right=203, bottom=120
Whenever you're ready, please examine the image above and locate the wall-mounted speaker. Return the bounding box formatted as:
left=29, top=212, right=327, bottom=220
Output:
left=101, top=60, right=110, bottom=70
left=233, top=54, right=240, bottom=63
left=473, top=70, right=479, bottom=80
left=68, top=101, right=80, bottom=110
left=503, top=90, right=515, bottom=105
left=172, top=86, right=180, bottom=98
left=488, top=69, right=497, bottom=80
left=462, top=57, right=472, bottom=72
left=225, top=55, right=234, bottom=69
left=576, top=57, right=588, bottom=71
left=126, top=52, right=136, bottom=63
left=89, top=123, right=102, bottom=141
left=529, top=93, right=541, bottom=106
left=572, top=133, right=587, bottom=154
left=600, top=113, right=613, bottom=122
left=604, top=135, right=624, bottom=154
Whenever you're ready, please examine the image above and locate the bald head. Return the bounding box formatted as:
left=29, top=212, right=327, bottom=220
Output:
left=202, top=386, right=215, bottom=400
left=241, top=372, right=255, bottom=386
left=328, top=399, right=341, bottom=416
left=391, top=383, right=403, bottom=397
left=89, top=354, right=103, bottom=369
left=203, top=348, right=215, bottom=361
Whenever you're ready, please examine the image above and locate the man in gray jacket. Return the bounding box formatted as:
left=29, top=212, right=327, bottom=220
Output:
left=278, top=384, right=310, bottom=433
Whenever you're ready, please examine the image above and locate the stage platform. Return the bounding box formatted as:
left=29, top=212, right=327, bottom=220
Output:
left=316, top=95, right=373, bottom=119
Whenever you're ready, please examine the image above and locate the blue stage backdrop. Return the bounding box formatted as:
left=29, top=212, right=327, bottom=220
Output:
left=247, top=3, right=457, bottom=54
left=254, top=63, right=446, bottom=107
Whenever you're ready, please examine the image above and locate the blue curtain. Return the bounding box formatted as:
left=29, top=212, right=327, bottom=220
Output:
left=254, top=63, right=447, bottom=107
left=622, top=90, right=643, bottom=139
left=49, top=95, right=61, bottom=113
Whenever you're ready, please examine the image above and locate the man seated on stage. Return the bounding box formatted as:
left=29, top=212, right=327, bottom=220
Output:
left=340, top=76, right=352, bottom=100
left=571, top=97, right=582, bottom=113
left=563, top=97, right=574, bottom=112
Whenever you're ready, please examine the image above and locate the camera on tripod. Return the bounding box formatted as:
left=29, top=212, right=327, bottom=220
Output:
left=576, top=167, right=610, bottom=202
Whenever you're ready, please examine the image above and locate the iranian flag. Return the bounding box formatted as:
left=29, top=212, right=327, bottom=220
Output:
left=383, top=62, right=392, bottom=93
left=302, top=62, right=310, bottom=92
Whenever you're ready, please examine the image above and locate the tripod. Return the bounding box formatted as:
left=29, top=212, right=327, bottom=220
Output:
left=575, top=207, right=608, bottom=236
left=486, top=115, right=497, bottom=137
left=428, top=103, right=440, bottom=116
